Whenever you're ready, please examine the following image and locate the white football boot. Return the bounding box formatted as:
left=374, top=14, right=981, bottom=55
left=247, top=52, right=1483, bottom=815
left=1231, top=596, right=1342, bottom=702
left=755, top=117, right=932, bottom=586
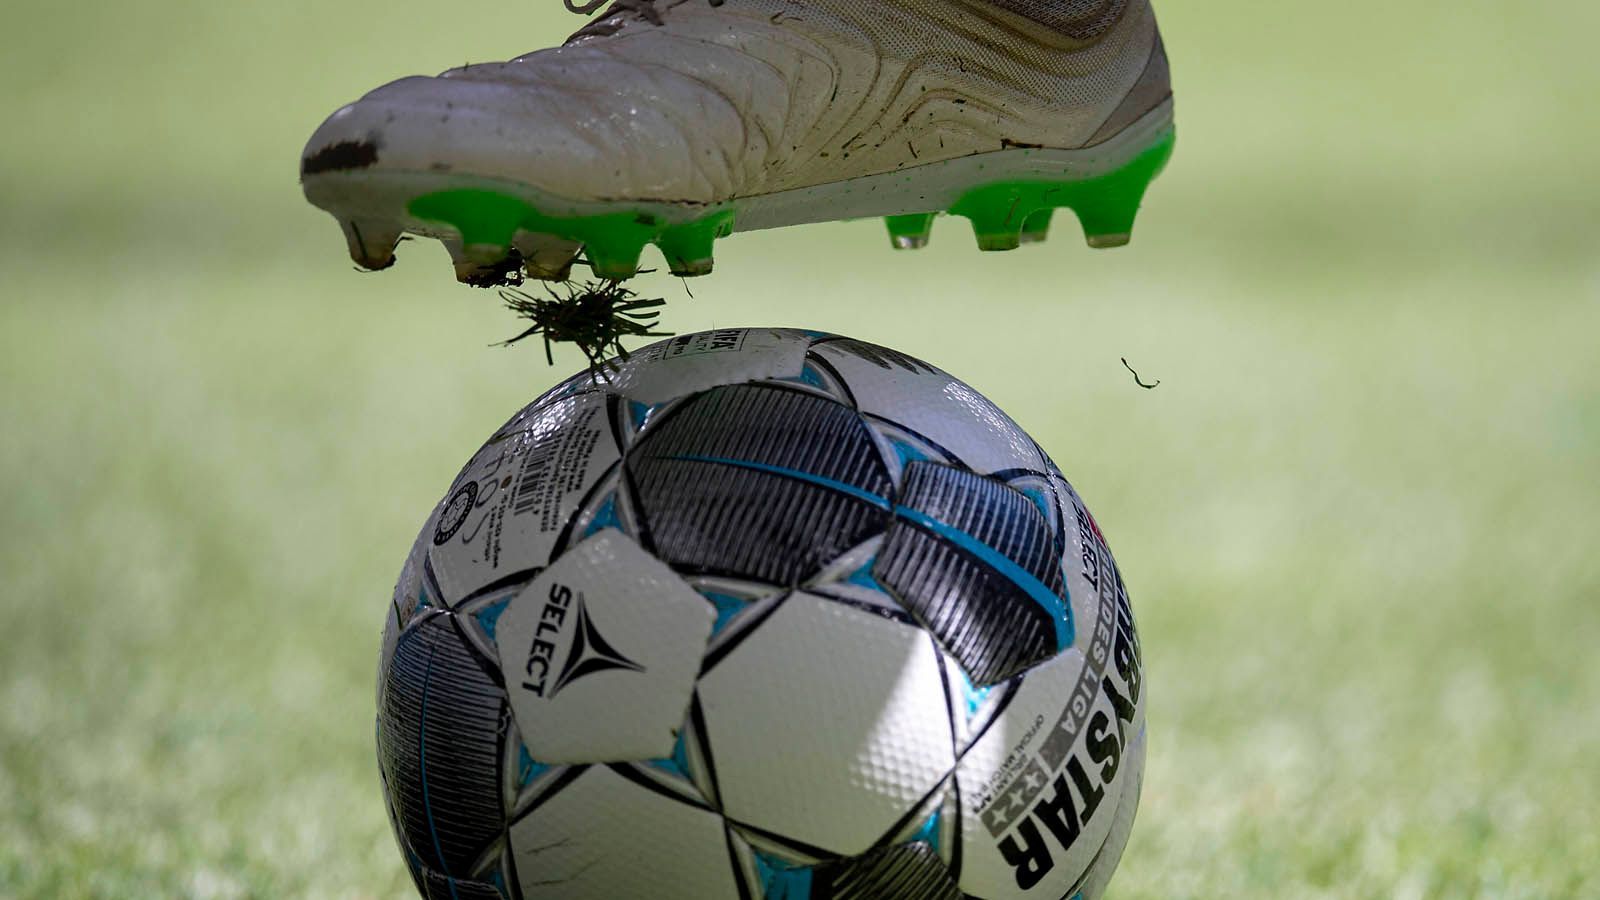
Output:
left=301, top=0, right=1174, bottom=283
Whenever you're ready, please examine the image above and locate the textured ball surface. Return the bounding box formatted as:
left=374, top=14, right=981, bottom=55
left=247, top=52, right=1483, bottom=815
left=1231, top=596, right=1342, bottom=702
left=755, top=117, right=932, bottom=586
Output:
left=379, top=329, right=1147, bottom=900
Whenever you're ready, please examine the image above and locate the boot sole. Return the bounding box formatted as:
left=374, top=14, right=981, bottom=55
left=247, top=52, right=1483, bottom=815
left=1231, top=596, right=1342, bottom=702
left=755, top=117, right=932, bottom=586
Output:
left=301, top=101, right=1174, bottom=283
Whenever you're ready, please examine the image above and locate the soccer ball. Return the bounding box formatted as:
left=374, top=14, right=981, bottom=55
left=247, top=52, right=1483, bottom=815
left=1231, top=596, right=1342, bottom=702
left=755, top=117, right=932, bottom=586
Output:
left=379, top=329, right=1146, bottom=900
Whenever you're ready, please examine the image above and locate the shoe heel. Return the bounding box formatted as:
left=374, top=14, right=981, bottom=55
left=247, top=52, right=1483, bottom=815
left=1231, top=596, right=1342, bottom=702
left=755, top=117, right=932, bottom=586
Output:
left=340, top=218, right=402, bottom=271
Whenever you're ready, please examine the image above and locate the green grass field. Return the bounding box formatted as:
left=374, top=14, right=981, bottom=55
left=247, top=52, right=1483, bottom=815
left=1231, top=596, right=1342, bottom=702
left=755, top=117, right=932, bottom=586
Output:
left=2, top=1, right=1598, bottom=896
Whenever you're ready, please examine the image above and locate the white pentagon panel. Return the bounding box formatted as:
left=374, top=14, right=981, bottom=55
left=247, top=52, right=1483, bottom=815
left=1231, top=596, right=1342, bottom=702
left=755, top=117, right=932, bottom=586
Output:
left=495, top=529, right=714, bottom=763
left=427, top=392, right=620, bottom=602
left=594, top=328, right=811, bottom=405
left=956, top=648, right=1138, bottom=900
left=698, top=591, right=954, bottom=855
left=810, top=338, right=1048, bottom=476
left=510, top=767, right=739, bottom=900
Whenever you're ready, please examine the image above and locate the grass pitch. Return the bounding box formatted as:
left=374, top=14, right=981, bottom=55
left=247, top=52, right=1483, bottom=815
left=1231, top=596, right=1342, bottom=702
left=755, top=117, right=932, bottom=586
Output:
left=2, top=1, right=1598, bottom=897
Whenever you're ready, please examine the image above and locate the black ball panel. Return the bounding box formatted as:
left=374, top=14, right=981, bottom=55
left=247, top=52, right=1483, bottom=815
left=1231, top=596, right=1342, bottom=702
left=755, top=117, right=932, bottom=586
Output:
left=379, top=614, right=506, bottom=878
left=628, top=383, right=893, bottom=585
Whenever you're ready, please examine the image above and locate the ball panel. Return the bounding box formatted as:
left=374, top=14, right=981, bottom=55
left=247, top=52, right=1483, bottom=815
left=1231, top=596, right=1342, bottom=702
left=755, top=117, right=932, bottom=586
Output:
left=393, top=516, right=434, bottom=627
left=417, top=870, right=504, bottom=900
left=427, top=392, right=621, bottom=603
left=875, top=461, right=1069, bottom=687
left=379, top=602, right=402, bottom=709
left=1003, top=473, right=1066, bottom=555
left=523, top=369, right=600, bottom=416
left=1072, top=726, right=1146, bottom=900
left=809, top=339, right=1049, bottom=477
left=384, top=513, right=447, bottom=699
left=954, top=612, right=1145, bottom=900
left=699, top=592, right=955, bottom=855
left=813, top=843, right=962, bottom=900
left=509, top=767, right=741, bottom=900
left=628, top=383, right=893, bottom=585
left=954, top=650, right=1087, bottom=842
left=952, top=649, right=1108, bottom=900
left=493, top=529, right=714, bottom=764
left=379, top=614, right=506, bottom=880
left=595, top=328, right=813, bottom=405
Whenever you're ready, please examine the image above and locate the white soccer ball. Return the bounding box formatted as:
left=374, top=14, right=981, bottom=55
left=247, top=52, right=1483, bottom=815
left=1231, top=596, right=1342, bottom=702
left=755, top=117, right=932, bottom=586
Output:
left=379, top=328, right=1146, bottom=900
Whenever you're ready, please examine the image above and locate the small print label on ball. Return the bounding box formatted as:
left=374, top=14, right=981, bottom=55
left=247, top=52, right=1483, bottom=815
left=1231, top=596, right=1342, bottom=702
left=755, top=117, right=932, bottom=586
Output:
left=661, top=329, right=747, bottom=358
left=432, top=481, right=479, bottom=546
left=427, top=393, right=619, bottom=603
left=596, top=328, right=810, bottom=405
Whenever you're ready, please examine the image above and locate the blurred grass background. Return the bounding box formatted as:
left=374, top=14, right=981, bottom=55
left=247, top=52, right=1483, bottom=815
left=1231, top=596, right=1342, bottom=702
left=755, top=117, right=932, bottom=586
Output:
left=2, top=0, right=1598, bottom=896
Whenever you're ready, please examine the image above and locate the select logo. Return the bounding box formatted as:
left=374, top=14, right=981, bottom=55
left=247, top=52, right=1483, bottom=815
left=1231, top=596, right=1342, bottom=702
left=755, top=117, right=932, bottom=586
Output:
left=520, top=583, right=645, bottom=700
left=493, top=529, right=715, bottom=763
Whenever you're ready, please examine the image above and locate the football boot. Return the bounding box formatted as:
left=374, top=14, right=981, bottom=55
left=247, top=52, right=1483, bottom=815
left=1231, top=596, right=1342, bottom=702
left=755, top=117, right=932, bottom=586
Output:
left=301, top=0, right=1175, bottom=283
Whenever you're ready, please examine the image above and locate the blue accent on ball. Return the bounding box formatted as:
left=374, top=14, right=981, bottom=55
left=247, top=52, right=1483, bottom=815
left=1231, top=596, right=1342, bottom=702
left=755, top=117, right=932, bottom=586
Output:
left=1018, top=485, right=1055, bottom=527
left=671, top=455, right=1074, bottom=650
left=473, top=599, right=511, bottom=642
left=647, top=731, right=694, bottom=781
left=793, top=364, right=828, bottom=390
left=754, top=850, right=814, bottom=900
left=672, top=455, right=891, bottom=511
left=892, top=440, right=932, bottom=466
left=956, top=668, right=993, bottom=721
left=517, top=744, right=549, bottom=789
left=911, top=809, right=943, bottom=852
left=847, top=559, right=886, bottom=591
left=630, top=401, right=653, bottom=431
left=584, top=494, right=624, bottom=537
left=701, top=591, right=750, bottom=636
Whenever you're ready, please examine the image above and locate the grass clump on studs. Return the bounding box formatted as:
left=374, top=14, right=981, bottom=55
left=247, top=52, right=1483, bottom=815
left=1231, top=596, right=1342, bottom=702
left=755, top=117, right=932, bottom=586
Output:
left=498, top=278, right=669, bottom=370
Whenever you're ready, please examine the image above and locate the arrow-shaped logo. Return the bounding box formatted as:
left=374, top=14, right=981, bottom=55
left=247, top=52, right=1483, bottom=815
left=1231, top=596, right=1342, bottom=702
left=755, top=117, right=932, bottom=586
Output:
left=549, top=597, right=646, bottom=698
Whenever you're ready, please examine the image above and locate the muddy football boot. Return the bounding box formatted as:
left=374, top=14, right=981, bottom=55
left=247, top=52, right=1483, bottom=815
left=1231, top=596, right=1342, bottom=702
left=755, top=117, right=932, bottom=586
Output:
left=300, top=0, right=1174, bottom=284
